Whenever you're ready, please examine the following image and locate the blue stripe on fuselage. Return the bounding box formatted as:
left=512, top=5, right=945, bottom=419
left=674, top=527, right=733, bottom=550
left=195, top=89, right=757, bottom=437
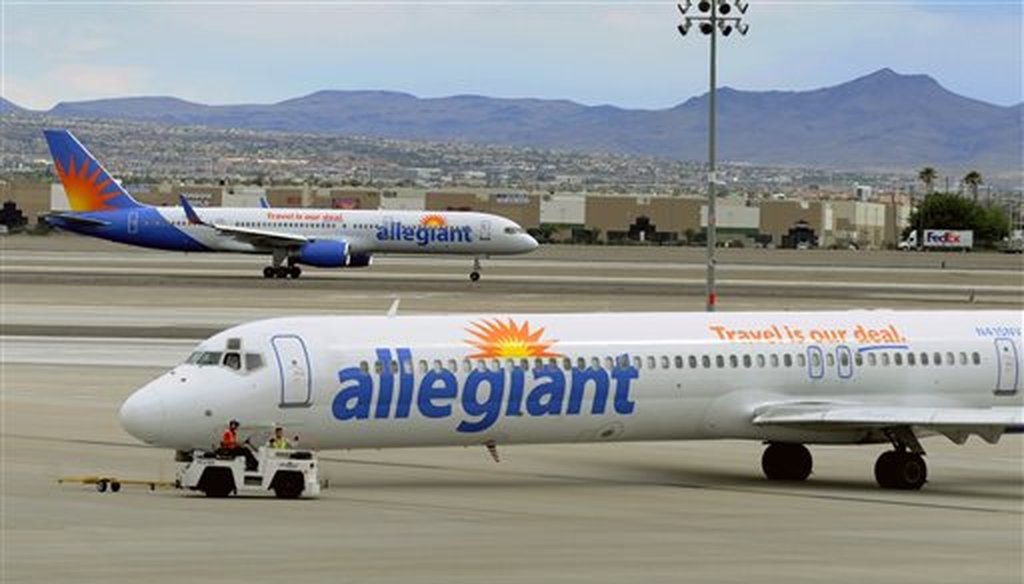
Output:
left=47, top=208, right=209, bottom=252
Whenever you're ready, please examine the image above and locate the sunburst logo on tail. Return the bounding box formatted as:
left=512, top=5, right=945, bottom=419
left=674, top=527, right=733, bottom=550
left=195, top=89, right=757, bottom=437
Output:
left=54, top=154, right=120, bottom=212
left=464, top=318, right=562, bottom=359
left=420, top=214, right=447, bottom=228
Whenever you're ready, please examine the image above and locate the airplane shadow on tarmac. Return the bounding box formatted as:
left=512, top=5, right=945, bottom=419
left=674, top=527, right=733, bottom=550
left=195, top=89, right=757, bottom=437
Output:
left=318, top=455, right=1023, bottom=510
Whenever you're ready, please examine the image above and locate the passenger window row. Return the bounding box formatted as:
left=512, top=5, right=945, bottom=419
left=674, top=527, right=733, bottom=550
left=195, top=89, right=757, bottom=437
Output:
left=357, top=349, right=983, bottom=374
left=169, top=220, right=350, bottom=230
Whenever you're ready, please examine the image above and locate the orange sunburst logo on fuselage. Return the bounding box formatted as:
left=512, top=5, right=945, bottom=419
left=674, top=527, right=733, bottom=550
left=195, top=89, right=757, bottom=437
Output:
left=464, top=318, right=562, bottom=359
left=420, top=214, right=447, bottom=228
left=54, top=154, right=118, bottom=212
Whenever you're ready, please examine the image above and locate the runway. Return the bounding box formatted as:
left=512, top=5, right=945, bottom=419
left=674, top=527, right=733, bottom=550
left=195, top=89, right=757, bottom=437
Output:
left=4, top=238, right=1021, bottom=303
left=1, top=235, right=1022, bottom=583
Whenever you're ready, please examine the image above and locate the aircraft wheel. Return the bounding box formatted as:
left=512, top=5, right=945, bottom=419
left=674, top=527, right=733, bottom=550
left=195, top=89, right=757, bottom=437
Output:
left=469, top=271, right=481, bottom=282
left=110, top=481, right=121, bottom=493
left=761, top=442, right=812, bottom=481
left=263, top=267, right=275, bottom=279
left=272, top=474, right=304, bottom=499
left=96, top=480, right=108, bottom=493
left=201, top=478, right=234, bottom=498
left=873, top=450, right=899, bottom=488
left=289, top=266, right=302, bottom=279
left=875, top=451, right=926, bottom=490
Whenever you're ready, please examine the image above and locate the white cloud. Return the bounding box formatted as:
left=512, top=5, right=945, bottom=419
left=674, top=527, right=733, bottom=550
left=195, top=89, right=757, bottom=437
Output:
left=6, top=64, right=152, bottom=109
left=1, top=1, right=1019, bottom=109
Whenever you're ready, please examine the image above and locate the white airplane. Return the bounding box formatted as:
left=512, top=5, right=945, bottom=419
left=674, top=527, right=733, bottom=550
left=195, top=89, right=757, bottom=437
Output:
left=120, top=309, right=1023, bottom=491
left=42, top=129, right=538, bottom=280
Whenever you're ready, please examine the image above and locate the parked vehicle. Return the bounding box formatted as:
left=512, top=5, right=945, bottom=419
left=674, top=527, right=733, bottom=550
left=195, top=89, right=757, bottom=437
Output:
left=899, top=229, right=973, bottom=251
left=1002, top=230, right=1024, bottom=254
left=177, top=446, right=321, bottom=499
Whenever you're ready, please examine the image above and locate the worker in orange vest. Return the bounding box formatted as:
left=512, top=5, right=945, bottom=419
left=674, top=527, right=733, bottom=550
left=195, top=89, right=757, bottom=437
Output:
left=219, top=420, right=257, bottom=470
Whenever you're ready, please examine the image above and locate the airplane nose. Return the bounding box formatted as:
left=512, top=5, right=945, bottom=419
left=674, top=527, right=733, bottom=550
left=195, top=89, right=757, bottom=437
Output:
left=119, top=386, right=165, bottom=444
left=525, top=234, right=539, bottom=251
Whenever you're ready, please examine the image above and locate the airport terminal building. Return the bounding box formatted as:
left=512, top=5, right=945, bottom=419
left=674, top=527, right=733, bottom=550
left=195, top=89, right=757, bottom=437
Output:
left=4, top=180, right=914, bottom=249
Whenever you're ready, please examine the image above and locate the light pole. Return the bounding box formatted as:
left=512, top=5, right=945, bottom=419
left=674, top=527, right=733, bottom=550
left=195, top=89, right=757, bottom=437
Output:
left=676, top=0, right=749, bottom=312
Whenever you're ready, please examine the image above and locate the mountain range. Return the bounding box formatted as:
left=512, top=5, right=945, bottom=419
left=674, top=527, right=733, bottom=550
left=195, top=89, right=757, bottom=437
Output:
left=5, top=69, right=1021, bottom=173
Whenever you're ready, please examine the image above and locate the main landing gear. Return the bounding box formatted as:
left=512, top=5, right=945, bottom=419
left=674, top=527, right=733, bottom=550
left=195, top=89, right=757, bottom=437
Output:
left=874, top=428, right=927, bottom=490
left=263, top=249, right=302, bottom=279
left=760, top=428, right=927, bottom=490
left=262, top=265, right=301, bottom=279
left=761, top=442, right=813, bottom=482
left=469, top=256, right=482, bottom=282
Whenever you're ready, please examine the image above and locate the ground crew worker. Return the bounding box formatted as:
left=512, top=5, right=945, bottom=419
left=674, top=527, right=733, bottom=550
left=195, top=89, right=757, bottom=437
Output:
left=269, top=426, right=290, bottom=450
left=219, top=420, right=258, bottom=470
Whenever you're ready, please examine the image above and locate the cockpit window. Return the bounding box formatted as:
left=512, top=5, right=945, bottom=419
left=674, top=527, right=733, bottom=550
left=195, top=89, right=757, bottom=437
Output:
left=223, top=352, right=242, bottom=370
left=504, top=226, right=524, bottom=235
left=187, top=349, right=265, bottom=372
left=188, top=351, right=224, bottom=366
left=245, top=353, right=264, bottom=371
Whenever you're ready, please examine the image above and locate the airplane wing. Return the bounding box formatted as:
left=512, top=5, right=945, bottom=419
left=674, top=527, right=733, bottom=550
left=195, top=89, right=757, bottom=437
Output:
left=753, top=403, right=1024, bottom=445
left=179, top=195, right=307, bottom=248
left=204, top=223, right=308, bottom=248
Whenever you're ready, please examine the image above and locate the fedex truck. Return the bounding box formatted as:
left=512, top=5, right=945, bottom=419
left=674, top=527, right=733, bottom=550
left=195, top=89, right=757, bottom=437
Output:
left=899, top=229, right=973, bottom=251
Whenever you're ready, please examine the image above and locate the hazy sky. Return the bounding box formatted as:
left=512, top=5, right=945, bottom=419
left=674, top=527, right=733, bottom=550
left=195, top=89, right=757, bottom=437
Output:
left=3, top=0, right=1021, bottom=110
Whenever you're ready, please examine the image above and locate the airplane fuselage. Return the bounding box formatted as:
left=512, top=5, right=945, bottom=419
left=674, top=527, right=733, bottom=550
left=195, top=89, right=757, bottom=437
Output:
left=121, top=310, right=1023, bottom=452
left=47, top=206, right=537, bottom=256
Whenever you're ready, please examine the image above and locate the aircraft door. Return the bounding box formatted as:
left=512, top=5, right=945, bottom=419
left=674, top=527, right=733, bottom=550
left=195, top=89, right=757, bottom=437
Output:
left=836, top=345, right=854, bottom=379
left=994, top=338, right=1019, bottom=395
left=806, top=346, right=825, bottom=379
left=271, top=335, right=312, bottom=407
left=127, top=211, right=139, bottom=235
left=480, top=219, right=492, bottom=241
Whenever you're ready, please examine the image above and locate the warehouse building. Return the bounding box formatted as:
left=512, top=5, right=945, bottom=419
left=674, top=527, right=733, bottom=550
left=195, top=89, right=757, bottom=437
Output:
left=5, top=181, right=909, bottom=248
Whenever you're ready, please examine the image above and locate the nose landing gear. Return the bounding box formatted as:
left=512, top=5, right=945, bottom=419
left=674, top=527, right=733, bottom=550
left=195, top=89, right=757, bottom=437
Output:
left=469, top=256, right=482, bottom=282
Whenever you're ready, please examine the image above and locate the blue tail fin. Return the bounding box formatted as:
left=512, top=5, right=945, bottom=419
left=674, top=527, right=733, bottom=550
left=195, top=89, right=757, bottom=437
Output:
left=179, top=194, right=206, bottom=225
left=44, top=129, right=144, bottom=212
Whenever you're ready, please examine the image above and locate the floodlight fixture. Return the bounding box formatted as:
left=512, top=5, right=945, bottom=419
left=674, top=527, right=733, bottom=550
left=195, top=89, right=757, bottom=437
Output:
left=672, top=1, right=750, bottom=312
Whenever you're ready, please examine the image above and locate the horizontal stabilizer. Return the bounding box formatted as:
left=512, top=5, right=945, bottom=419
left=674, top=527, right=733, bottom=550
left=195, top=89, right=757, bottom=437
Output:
left=43, top=212, right=111, bottom=227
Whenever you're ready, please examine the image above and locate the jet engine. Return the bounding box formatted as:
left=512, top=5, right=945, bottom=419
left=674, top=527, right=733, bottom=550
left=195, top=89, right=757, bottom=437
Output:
left=295, top=241, right=372, bottom=268
left=296, top=240, right=349, bottom=268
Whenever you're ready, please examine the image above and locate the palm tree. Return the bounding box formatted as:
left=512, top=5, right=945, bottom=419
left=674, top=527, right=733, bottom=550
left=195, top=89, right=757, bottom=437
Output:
left=918, top=167, right=937, bottom=194
left=963, top=170, right=983, bottom=202
left=913, top=167, right=938, bottom=238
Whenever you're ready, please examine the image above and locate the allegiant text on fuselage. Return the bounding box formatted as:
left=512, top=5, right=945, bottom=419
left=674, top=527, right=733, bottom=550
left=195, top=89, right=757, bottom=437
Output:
left=332, top=348, right=639, bottom=433
left=375, top=222, right=473, bottom=246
